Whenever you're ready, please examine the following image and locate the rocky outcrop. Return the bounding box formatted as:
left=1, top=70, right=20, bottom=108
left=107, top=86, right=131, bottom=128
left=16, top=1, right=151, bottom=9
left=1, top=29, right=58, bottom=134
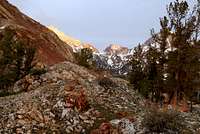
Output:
left=0, top=0, right=75, bottom=65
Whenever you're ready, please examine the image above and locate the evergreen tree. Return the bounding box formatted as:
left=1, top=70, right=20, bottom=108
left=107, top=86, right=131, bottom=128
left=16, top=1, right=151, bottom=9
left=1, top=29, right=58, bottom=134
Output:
left=129, top=45, right=144, bottom=86
left=130, top=0, right=200, bottom=106
left=165, top=0, right=200, bottom=104
left=150, top=0, right=200, bottom=105
left=0, top=28, right=36, bottom=92
left=129, top=45, right=150, bottom=98
left=75, top=48, right=94, bottom=68
left=145, top=45, right=160, bottom=101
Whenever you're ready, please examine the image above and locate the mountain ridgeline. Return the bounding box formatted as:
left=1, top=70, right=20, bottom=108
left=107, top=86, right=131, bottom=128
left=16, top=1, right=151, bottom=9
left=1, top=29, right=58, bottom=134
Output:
left=0, top=0, right=75, bottom=65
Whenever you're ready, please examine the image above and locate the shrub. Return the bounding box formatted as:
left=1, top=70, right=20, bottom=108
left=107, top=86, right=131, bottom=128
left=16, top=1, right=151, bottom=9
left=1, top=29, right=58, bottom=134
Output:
left=75, top=90, right=89, bottom=111
left=142, top=108, right=185, bottom=133
left=29, top=68, right=47, bottom=76
left=98, top=77, right=117, bottom=90
left=66, top=89, right=89, bottom=111
left=75, top=48, right=95, bottom=68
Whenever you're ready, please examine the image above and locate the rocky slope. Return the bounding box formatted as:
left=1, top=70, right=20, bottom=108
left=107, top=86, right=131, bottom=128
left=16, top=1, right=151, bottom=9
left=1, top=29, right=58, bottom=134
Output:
left=0, top=61, right=144, bottom=133
left=47, top=26, right=82, bottom=47
left=0, top=0, right=75, bottom=65
left=1, top=62, right=200, bottom=133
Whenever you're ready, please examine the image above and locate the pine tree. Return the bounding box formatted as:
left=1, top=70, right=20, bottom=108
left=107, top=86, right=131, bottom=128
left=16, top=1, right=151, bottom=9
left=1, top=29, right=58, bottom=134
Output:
left=145, top=45, right=160, bottom=101
left=151, top=16, right=171, bottom=91
left=75, top=48, right=94, bottom=68
left=129, top=45, right=150, bottom=97
left=150, top=0, right=200, bottom=106
left=130, top=0, right=200, bottom=107
left=165, top=0, right=200, bottom=104
left=129, top=45, right=144, bottom=85
left=0, top=28, right=36, bottom=92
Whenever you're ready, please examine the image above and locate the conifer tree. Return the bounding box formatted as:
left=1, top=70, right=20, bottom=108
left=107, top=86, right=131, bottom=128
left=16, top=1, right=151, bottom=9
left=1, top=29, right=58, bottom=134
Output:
left=130, top=0, right=200, bottom=106
left=75, top=48, right=94, bottom=68
left=145, top=45, right=160, bottom=101
left=0, top=28, right=36, bottom=92
left=151, top=0, right=200, bottom=105
left=129, top=44, right=150, bottom=97
left=165, top=0, right=200, bottom=104
left=129, top=44, right=144, bottom=86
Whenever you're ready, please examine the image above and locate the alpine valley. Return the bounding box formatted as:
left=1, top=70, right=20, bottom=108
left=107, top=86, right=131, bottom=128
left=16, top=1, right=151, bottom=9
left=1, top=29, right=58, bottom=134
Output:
left=1, top=0, right=200, bottom=133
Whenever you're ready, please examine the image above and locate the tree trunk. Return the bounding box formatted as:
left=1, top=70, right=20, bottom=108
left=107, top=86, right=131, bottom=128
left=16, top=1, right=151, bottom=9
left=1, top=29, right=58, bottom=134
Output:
left=190, top=101, right=193, bottom=112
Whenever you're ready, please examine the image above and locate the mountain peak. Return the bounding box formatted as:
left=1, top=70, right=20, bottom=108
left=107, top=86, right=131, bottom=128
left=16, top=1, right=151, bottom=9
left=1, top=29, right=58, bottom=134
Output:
left=109, top=44, right=122, bottom=50
left=104, top=44, right=129, bottom=55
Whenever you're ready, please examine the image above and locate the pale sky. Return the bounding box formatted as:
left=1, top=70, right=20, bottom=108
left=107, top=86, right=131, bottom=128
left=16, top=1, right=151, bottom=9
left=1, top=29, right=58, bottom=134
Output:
left=8, top=0, right=194, bottom=50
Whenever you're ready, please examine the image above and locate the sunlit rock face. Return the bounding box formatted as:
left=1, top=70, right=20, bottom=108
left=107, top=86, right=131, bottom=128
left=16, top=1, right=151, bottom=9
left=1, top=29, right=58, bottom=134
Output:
left=0, top=0, right=75, bottom=65
left=48, top=25, right=82, bottom=47
left=104, top=44, right=129, bottom=55
left=48, top=26, right=98, bottom=53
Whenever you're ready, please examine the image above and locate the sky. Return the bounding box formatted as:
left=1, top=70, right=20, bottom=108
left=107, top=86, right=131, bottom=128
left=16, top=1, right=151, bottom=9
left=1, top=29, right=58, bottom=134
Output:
left=8, top=0, right=193, bottom=50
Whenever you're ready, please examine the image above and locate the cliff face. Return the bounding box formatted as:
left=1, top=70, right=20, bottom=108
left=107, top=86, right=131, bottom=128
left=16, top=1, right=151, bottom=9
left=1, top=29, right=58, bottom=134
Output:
left=0, top=0, right=75, bottom=65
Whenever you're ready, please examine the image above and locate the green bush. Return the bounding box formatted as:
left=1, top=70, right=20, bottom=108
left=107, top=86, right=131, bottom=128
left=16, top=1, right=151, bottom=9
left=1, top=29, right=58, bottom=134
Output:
left=138, top=79, right=151, bottom=98
left=75, top=48, right=95, bottom=68
left=142, top=108, right=185, bottom=133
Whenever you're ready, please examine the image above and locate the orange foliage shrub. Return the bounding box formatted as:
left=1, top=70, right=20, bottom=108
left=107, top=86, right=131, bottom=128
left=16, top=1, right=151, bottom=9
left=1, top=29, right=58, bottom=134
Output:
left=75, top=90, right=89, bottom=111
left=65, top=88, right=89, bottom=112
